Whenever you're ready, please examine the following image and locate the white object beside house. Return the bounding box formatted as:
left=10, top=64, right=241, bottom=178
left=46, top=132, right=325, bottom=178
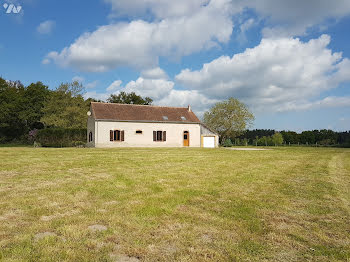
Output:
left=87, top=102, right=219, bottom=148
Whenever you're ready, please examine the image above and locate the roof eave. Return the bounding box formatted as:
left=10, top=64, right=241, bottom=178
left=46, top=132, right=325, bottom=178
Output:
left=95, top=119, right=201, bottom=124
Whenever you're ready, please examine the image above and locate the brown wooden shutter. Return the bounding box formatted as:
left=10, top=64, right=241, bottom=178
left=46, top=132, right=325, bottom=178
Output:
left=110, top=130, right=113, bottom=141
left=163, top=131, right=166, bottom=141
left=153, top=131, right=156, bottom=141
left=121, top=130, right=125, bottom=141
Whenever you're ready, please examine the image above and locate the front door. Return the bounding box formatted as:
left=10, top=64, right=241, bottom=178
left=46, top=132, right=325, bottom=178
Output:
left=183, top=131, right=189, bottom=147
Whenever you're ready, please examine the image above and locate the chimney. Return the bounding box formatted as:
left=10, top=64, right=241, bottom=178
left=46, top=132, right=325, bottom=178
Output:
left=188, top=105, right=191, bottom=112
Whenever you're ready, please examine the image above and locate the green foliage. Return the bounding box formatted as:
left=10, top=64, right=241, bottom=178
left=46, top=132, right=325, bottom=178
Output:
left=272, top=132, right=284, bottom=146
left=41, top=81, right=89, bottom=128
left=36, top=128, right=87, bottom=147
left=222, top=138, right=233, bottom=147
left=203, top=98, right=254, bottom=141
left=0, top=79, right=50, bottom=142
left=107, top=91, right=153, bottom=105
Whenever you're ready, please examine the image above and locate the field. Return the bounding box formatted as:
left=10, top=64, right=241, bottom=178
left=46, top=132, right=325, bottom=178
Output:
left=0, top=147, right=350, bottom=261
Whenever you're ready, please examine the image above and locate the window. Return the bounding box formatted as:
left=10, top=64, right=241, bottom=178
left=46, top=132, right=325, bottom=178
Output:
left=110, top=130, right=124, bottom=142
left=162, top=116, right=168, bottom=120
left=181, top=116, right=186, bottom=121
left=89, top=132, right=93, bottom=142
left=153, top=131, right=166, bottom=142
left=184, top=131, right=189, bottom=140
left=136, top=130, right=143, bottom=134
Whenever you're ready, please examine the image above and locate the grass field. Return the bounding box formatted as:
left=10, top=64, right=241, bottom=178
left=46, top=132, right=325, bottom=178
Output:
left=0, top=147, right=350, bottom=261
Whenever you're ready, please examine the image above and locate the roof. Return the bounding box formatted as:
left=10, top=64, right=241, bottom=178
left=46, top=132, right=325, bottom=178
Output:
left=90, top=102, right=201, bottom=123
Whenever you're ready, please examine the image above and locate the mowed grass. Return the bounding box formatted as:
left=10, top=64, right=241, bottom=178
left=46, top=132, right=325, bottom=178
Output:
left=0, top=147, right=350, bottom=261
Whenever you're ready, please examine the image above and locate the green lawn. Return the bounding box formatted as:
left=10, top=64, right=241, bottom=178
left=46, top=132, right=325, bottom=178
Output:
left=0, top=147, right=350, bottom=261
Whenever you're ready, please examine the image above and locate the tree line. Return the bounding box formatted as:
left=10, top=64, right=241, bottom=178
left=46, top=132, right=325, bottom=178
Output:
left=0, top=77, right=152, bottom=143
left=231, top=129, right=350, bottom=147
left=1, top=77, right=349, bottom=147
left=202, top=98, right=350, bottom=147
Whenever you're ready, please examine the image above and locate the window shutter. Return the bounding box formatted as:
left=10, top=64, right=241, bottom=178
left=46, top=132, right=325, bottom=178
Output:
left=121, top=130, right=125, bottom=141
left=110, top=130, right=113, bottom=141
left=163, top=131, right=166, bottom=141
left=153, top=131, right=156, bottom=141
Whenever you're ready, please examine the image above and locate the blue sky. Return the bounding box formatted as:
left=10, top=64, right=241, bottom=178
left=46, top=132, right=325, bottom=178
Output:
left=1, top=0, right=350, bottom=131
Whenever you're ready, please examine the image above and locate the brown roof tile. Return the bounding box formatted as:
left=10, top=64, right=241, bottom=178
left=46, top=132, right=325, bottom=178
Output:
left=91, top=102, right=201, bottom=123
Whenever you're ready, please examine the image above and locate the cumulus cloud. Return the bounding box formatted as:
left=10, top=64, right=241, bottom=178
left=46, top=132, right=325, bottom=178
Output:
left=176, top=34, right=350, bottom=112
left=37, top=20, right=55, bottom=35
left=84, top=91, right=110, bottom=101
left=85, top=80, right=99, bottom=89
left=105, top=0, right=211, bottom=19
left=106, top=80, right=123, bottom=92
left=243, top=0, right=350, bottom=37
left=123, top=77, right=174, bottom=100
left=157, top=89, right=219, bottom=117
left=141, top=67, right=168, bottom=79
left=240, top=18, right=255, bottom=33
left=72, top=76, right=84, bottom=82
left=43, top=0, right=233, bottom=72
left=278, top=96, right=350, bottom=112
left=106, top=0, right=350, bottom=37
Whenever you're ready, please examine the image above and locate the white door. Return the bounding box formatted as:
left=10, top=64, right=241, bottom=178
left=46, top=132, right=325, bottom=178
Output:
left=203, top=137, right=215, bottom=148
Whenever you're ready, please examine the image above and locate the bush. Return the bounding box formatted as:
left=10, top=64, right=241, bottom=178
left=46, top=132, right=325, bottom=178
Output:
left=36, top=128, right=87, bottom=147
left=222, top=139, right=233, bottom=147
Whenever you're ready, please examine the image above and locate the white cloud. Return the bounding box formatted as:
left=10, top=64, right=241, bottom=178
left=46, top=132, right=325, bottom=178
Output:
left=176, top=34, right=350, bottom=112
left=85, top=80, right=99, bottom=89
left=277, top=96, right=350, bottom=112
left=243, top=0, right=350, bottom=37
left=106, top=0, right=350, bottom=38
left=105, top=0, right=211, bottom=19
left=72, top=76, right=84, bottom=82
left=124, top=77, right=174, bottom=100
left=141, top=67, right=168, bottom=79
left=43, top=0, right=350, bottom=72
left=43, top=0, right=234, bottom=72
left=240, top=18, right=255, bottom=33
left=106, top=80, right=122, bottom=92
left=37, top=20, right=55, bottom=35
left=41, top=58, right=50, bottom=65
left=84, top=91, right=110, bottom=101
left=157, top=89, right=218, bottom=117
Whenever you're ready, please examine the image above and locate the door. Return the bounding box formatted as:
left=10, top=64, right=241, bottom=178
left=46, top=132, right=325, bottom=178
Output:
left=183, top=131, right=189, bottom=147
left=203, top=136, right=215, bottom=148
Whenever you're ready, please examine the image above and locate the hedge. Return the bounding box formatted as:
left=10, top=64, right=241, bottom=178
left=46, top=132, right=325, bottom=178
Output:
left=36, top=128, right=87, bottom=147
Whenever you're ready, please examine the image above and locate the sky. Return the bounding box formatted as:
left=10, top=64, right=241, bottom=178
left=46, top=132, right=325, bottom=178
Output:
left=1, top=0, right=350, bottom=131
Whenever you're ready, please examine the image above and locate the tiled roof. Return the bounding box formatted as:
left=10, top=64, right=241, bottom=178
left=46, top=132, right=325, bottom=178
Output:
left=91, top=102, right=201, bottom=123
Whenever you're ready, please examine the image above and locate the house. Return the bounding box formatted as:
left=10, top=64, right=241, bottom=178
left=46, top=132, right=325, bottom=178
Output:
left=87, top=102, right=219, bottom=148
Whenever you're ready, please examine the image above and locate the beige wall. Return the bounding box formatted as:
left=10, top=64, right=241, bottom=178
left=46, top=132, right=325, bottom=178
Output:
left=200, top=125, right=219, bottom=147
left=94, top=120, right=201, bottom=147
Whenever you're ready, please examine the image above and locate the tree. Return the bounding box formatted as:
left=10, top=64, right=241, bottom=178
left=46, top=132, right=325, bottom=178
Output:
left=41, top=81, right=89, bottom=128
left=21, top=82, right=50, bottom=129
left=203, top=98, right=254, bottom=141
left=272, top=132, right=284, bottom=146
left=107, top=91, right=153, bottom=105
left=0, top=78, right=26, bottom=141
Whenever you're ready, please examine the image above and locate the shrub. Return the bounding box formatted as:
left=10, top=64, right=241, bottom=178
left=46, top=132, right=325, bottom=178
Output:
left=36, top=128, right=87, bottom=147
left=222, top=139, right=233, bottom=147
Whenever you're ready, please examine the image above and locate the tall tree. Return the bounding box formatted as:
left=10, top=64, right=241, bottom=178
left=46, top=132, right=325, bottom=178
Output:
left=107, top=91, right=153, bottom=105
left=41, top=81, right=88, bottom=128
left=272, top=132, right=284, bottom=146
left=21, top=82, right=50, bottom=129
left=0, top=78, right=26, bottom=141
left=203, top=98, right=254, bottom=141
